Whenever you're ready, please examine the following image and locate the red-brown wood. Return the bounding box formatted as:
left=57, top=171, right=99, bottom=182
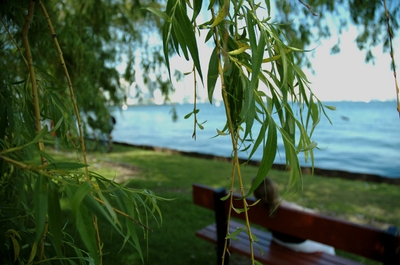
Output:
left=196, top=220, right=363, bottom=265
left=193, top=183, right=400, bottom=264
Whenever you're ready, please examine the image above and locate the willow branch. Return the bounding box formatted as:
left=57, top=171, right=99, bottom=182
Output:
left=37, top=0, right=90, bottom=177
left=298, top=0, right=318, bottom=16
left=21, top=0, right=46, bottom=165
left=21, top=3, right=50, bottom=257
left=0, top=155, right=81, bottom=185
left=210, top=8, right=233, bottom=265
left=39, top=221, right=49, bottom=260
left=93, top=197, right=153, bottom=231
left=1, top=17, right=28, bottom=68
left=37, top=2, right=103, bottom=262
left=383, top=0, right=399, bottom=116
left=211, top=3, right=256, bottom=264
left=192, top=62, right=199, bottom=140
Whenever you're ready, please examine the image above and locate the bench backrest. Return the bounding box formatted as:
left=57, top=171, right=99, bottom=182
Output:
left=193, top=183, right=400, bottom=264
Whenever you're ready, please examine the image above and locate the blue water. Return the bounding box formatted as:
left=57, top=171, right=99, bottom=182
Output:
left=112, top=101, right=400, bottom=178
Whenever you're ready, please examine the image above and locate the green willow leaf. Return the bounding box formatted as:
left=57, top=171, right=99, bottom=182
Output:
left=31, top=126, right=50, bottom=144
left=67, top=184, right=100, bottom=264
left=47, top=181, right=62, bottom=256
left=279, top=127, right=302, bottom=191
left=145, top=7, right=171, bottom=22
left=184, top=112, right=193, bottom=119
left=324, top=105, right=337, bottom=111
left=233, top=207, right=246, bottom=214
left=120, top=192, right=144, bottom=262
left=44, top=162, right=88, bottom=170
left=241, top=75, right=256, bottom=140
left=226, top=227, right=245, bottom=240
left=164, top=0, right=203, bottom=82
left=75, top=206, right=99, bottom=264
left=34, top=174, right=48, bottom=243
left=94, top=178, right=113, bottom=205
left=81, top=190, right=121, bottom=231
left=175, top=3, right=203, bottom=81
left=248, top=119, right=268, bottom=160
left=172, top=17, right=190, bottom=59
left=207, top=47, right=219, bottom=103
left=303, top=141, right=318, bottom=152
left=162, top=22, right=173, bottom=79
left=192, top=0, right=203, bottom=22
left=248, top=13, right=266, bottom=92
left=246, top=120, right=277, bottom=197
left=220, top=193, right=230, bottom=201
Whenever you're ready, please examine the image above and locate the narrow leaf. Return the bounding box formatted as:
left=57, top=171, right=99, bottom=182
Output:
left=144, top=7, right=171, bottom=22
left=324, top=105, right=336, bottom=111
left=207, top=47, right=219, bottom=103
left=220, top=193, right=230, bottom=201
left=27, top=242, right=37, bottom=264
left=48, top=181, right=62, bottom=256
left=210, top=3, right=228, bottom=28
left=246, top=120, right=277, bottom=197
left=45, top=162, right=88, bottom=170
left=226, top=227, right=245, bottom=240
left=67, top=184, right=100, bottom=263
left=191, top=0, right=203, bottom=22
left=34, top=174, right=48, bottom=243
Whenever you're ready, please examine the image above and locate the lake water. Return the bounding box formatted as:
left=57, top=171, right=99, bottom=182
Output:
left=111, top=101, right=400, bottom=179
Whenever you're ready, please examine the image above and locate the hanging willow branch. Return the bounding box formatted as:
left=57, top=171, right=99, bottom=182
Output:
left=37, top=0, right=90, bottom=178
left=37, top=1, right=103, bottom=262
left=152, top=1, right=328, bottom=263
left=21, top=0, right=46, bottom=163
left=383, top=0, right=400, bottom=116
left=21, top=1, right=50, bottom=260
left=1, top=17, right=28, bottom=68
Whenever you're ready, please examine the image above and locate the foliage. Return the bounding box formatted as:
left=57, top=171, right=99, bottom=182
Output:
left=273, top=0, right=400, bottom=67
left=0, top=0, right=171, bottom=135
left=75, top=144, right=398, bottom=265
left=148, top=0, right=397, bottom=264
left=1, top=0, right=398, bottom=265
left=0, top=1, right=167, bottom=264
left=149, top=0, right=325, bottom=263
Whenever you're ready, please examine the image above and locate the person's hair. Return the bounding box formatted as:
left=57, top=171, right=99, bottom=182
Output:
left=253, top=177, right=280, bottom=215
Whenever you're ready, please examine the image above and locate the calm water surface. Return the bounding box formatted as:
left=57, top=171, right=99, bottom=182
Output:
left=112, top=101, right=400, bottom=178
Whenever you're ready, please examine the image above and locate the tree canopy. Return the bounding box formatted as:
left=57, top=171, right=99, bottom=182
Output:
left=0, top=0, right=398, bottom=264
left=273, top=0, right=399, bottom=67
left=1, top=0, right=170, bottom=134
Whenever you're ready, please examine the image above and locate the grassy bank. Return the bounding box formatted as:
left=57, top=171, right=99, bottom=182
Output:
left=54, top=144, right=399, bottom=264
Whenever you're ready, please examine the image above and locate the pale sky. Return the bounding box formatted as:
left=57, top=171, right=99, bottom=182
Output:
left=304, top=27, right=399, bottom=102
left=120, top=9, right=399, bottom=104
left=165, top=26, right=399, bottom=104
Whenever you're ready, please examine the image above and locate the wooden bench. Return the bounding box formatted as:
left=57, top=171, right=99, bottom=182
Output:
left=193, top=183, right=400, bottom=265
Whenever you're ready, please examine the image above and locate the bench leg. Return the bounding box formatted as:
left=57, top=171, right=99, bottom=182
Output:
left=383, top=226, right=399, bottom=265
left=215, top=188, right=229, bottom=265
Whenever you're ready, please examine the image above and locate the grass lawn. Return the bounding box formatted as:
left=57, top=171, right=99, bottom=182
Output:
left=53, top=143, right=400, bottom=265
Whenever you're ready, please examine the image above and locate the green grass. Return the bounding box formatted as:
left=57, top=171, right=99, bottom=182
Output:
left=53, top=144, right=400, bottom=264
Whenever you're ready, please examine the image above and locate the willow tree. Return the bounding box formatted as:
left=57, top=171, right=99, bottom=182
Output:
left=1, top=1, right=169, bottom=264
left=148, top=0, right=398, bottom=264
left=1, top=0, right=398, bottom=265
left=273, top=0, right=399, bottom=66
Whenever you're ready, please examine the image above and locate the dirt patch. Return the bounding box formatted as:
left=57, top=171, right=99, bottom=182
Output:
left=90, top=159, right=141, bottom=183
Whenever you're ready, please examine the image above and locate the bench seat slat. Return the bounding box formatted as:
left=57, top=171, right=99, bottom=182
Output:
left=193, top=184, right=400, bottom=265
left=196, top=221, right=362, bottom=265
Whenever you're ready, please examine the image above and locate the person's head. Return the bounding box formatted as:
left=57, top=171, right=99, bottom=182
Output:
left=253, top=177, right=280, bottom=211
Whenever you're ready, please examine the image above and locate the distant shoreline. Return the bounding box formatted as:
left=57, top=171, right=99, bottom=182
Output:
left=115, top=141, right=400, bottom=186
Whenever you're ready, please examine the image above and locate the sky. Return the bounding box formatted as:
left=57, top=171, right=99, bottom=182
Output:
left=163, top=26, right=399, bottom=104
left=120, top=6, right=400, bottom=104
left=303, top=27, right=399, bottom=102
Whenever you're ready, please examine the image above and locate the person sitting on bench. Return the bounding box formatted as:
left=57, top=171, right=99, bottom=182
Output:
left=253, top=177, right=336, bottom=255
